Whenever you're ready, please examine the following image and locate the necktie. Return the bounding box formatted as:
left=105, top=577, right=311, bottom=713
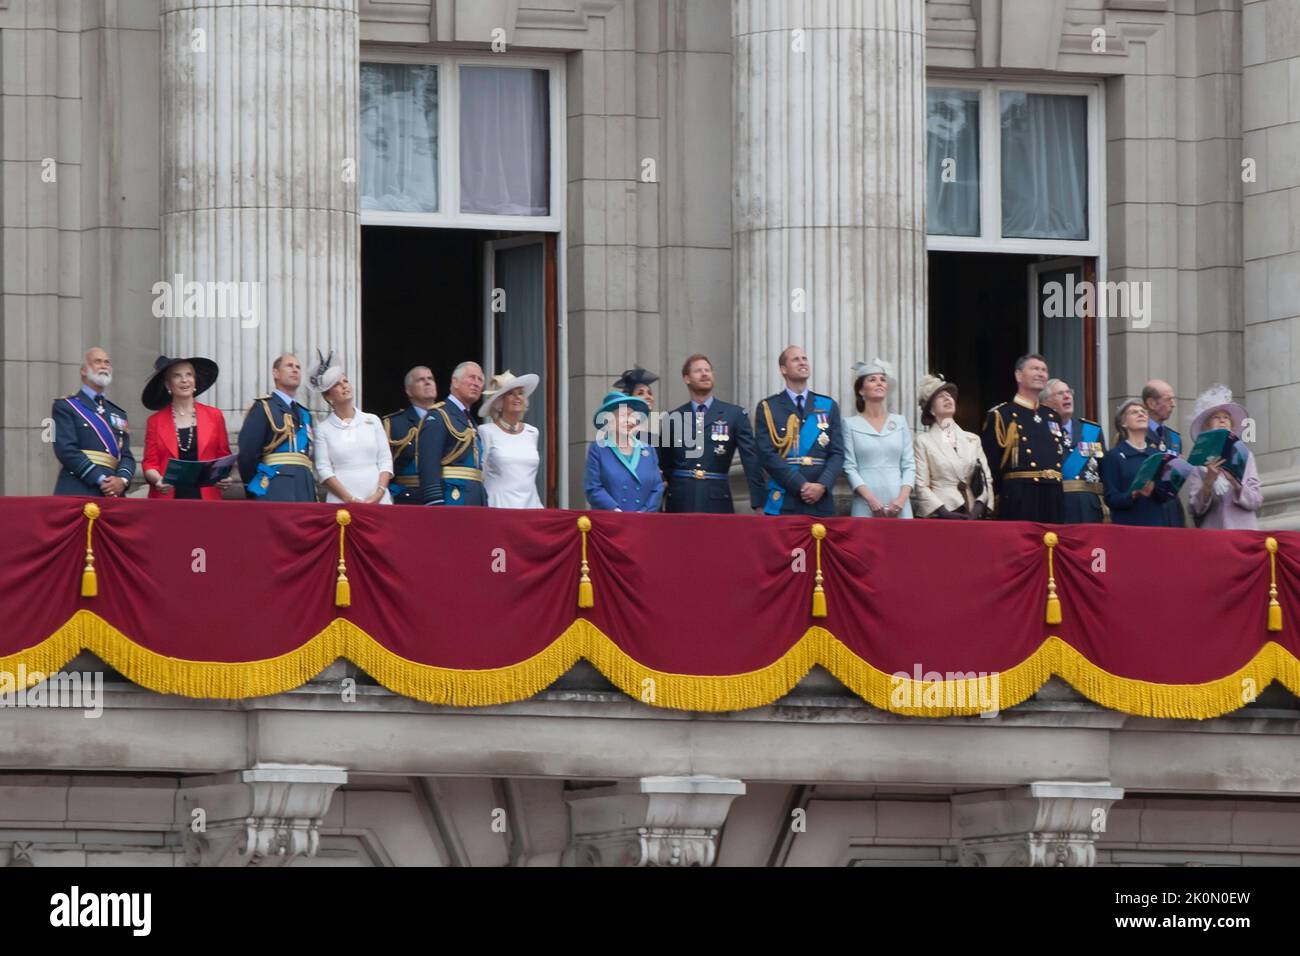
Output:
left=796, top=395, right=805, bottom=418
left=697, top=404, right=707, bottom=417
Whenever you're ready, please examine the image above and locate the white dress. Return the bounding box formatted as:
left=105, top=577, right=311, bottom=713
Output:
left=313, top=410, right=394, bottom=504
left=480, top=420, right=543, bottom=509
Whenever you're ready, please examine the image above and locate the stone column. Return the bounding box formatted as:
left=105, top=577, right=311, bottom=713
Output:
left=563, top=775, right=745, bottom=867
left=732, top=0, right=927, bottom=414
left=1242, top=0, right=1300, bottom=528
left=159, top=0, right=360, bottom=422
left=952, top=781, right=1124, bottom=867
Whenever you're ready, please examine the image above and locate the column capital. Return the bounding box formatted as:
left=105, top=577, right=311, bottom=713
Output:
left=953, top=781, right=1124, bottom=867
left=564, top=776, right=745, bottom=867
left=179, top=764, right=347, bottom=867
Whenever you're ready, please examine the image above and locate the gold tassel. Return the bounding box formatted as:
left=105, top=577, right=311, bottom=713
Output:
left=1043, top=531, right=1061, bottom=625
left=577, top=516, right=594, bottom=608
left=335, top=509, right=352, bottom=608
left=1266, top=536, right=1282, bottom=632
left=80, top=502, right=100, bottom=598
left=811, top=523, right=827, bottom=618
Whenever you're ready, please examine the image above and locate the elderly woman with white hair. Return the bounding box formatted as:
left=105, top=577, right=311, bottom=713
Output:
left=843, top=358, right=915, bottom=518
left=1183, top=385, right=1263, bottom=529
left=479, top=370, right=544, bottom=509
left=310, top=351, right=394, bottom=505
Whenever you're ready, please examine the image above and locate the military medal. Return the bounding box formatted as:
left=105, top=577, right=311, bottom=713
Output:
left=451, top=487, right=461, bottom=500
left=1033, top=414, right=1042, bottom=423
left=817, top=431, right=830, bottom=448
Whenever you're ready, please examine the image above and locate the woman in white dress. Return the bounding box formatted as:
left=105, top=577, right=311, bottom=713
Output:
left=912, top=373, right=993, bottom=519
left=309, top=352, right=394, bottom=505
left=479, top=370, right=544, bottom=509
left=843, top=358, right=915, bottom=518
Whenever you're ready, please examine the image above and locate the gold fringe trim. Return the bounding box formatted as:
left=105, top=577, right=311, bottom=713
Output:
left=4, top=612, right=1300, bottom=719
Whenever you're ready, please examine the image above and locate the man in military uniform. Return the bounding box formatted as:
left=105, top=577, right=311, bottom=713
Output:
left=52, top=347, right=137, bottom=496
left=1142, top=378, right=1186, bottom=527
left=981, top=354, right=1066, bottom=523
left=659, top=354, right=765, bottom=513
left=237, top=353, right=317, bottom=501
left=753, top=346, right=844, bottom=517
left=419, top=361, right=486, bottom=506
left=383, top=366, right=439, bottom=505
left=1041, top=378, right=1106, bottom=523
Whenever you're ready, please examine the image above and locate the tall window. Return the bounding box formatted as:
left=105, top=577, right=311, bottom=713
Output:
left=926, top=79, right=1100, bottom=255
left=359, top=55, right=562, bottom=232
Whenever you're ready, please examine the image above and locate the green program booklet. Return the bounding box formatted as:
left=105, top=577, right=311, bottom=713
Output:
left=163, top=453, right=237, bottom=488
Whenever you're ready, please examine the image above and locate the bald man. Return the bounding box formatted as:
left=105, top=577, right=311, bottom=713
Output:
left=237, top=353, right=318, bottom=501
left=1142, top=378, right=1185, bottom=527
left=52, top=347, right=137, bottom=496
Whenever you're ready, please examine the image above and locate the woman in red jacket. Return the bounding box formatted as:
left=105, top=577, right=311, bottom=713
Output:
left=141, top=355, right=232, bottom=500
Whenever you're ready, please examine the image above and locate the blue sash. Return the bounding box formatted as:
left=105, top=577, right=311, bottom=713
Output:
left=764, top=395, right=832, bottom=515
left=64, top=396, right=120, bottom=459
left=1062, top=420, right=1103, bottom=481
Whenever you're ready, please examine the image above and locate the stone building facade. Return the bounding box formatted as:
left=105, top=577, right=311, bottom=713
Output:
left=0, top=0, right=1297, bottom=866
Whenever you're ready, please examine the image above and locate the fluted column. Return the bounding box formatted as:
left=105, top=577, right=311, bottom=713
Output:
left=733, top=0, right=927, bottom=414
left=160, top=0, right=360, bottom=421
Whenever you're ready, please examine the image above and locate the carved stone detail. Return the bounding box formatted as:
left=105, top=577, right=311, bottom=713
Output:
left=952, top=782, right=1123, bottom=868
left=564, top=776, right=744, bottom=867
left=179, top=765, right=347, bottom=868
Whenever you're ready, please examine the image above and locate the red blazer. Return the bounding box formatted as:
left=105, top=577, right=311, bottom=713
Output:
left=142, top=403, right=232, bottom=501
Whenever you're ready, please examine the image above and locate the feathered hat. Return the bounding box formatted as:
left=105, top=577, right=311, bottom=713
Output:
left=1188, top=384, right=1248, bottom=438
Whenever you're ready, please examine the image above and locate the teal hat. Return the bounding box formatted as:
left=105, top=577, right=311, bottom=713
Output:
left=593, top=390, right=649, bottom=428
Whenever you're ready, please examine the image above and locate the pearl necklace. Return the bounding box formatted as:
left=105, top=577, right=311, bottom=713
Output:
left=172, top=406, right=195, bottom=452
left=499, top=419, right=524, bottom=434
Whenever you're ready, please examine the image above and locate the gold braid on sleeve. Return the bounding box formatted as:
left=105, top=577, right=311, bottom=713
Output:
left=761, top=400, right=800, bottom=458
left=993, top=409, right=1020, bottom=470
left=435, top=406, right=476, bottom=466
left=258, top=399, right=295, bottom=455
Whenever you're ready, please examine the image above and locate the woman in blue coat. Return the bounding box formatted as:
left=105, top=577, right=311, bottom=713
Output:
left=584, top=391, right=664, bottom=512
left=1101, top=399, right=1175, bottom=527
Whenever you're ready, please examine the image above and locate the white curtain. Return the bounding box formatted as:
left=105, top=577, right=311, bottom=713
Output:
left=460, top=67, right=550, bottom=217
left=1038, top=266, right=1085, bottom=394
left=1000, top=92, right=1088, bottom=240
left=495, top=241, right=547, bottom=497
left=926, top=88, right=981, bottom=237
left=360, top=63, right=439, bottom=213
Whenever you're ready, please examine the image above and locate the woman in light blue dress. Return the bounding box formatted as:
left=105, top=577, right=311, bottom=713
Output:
left=843, top=359, right=915, bottom=518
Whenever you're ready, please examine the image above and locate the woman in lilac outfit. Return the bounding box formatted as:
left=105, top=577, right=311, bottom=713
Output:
left=1183, top=385, right=1263, bottom=530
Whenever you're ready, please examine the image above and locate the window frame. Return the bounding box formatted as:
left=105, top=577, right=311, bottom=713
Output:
left=925, top=75, right=1103, bottom=257
left=359, top=50, right=565, bottom=232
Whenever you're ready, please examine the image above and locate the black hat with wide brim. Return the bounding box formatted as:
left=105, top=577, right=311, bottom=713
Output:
left=141, top=354, right=220, bottom=410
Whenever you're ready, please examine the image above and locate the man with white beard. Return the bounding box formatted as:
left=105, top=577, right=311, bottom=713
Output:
left=51, top=347, right=137, bottom=496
